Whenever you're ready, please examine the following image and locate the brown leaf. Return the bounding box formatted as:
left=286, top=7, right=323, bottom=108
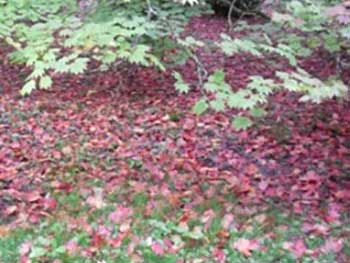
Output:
left=0, top=225, right=10, bottom=237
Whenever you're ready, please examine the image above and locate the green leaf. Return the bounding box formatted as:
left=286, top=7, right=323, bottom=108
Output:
left=323, top=33, right=341, bottom=52
left=29, top=246, right=47, bottom=258
left=39, top=76, right=52, bottom=89
left=20, top=80, right=36, bottom=96
left=250, top=107, right=267, bottom=118
left=192, top=99, right=208, bottom=115
left=232, top=116, right=253, bottom=130
left=210, top=98, right=225, bottom=112
left=183, top=229, right=204, bottom=240
left=210, top=70, right=225, bottom=84
left=173, top=71, right=190, bottom=93
left=129, top=44, right=150, bottom=65
left=69, top=58, right=88, bottom=74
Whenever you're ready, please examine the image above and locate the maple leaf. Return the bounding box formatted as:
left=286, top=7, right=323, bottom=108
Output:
left=65, top=240, right=80, bottom=255
left=302, top=223, right=329, bottom=236
left=43, top=197, right=57, bottom=211
left=86, top=188, right=106, bottom=209
left=232, top=238, right=259, bottom=256
left=212, top=248, right=226, bottom=263
left=109, top=205, right=132, bottom=224
left=151, top=241, right=165, bottom=256
left=283, top=239, right=307, bottom=258
left=321, top=238, right=343, bottom=253
left=24, top=191, right=42, bottom=203
left=221, top=213, right=234, bottom=230
left=96, top=225, right=111, bottom=237
left=201, top=209, right=216, bottom=231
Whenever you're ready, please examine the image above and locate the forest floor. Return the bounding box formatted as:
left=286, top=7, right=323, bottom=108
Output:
left=0, top=15, right=350, bottom=263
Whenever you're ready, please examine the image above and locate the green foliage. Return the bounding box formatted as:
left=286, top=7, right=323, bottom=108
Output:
left=192, top=99, right=208, bottom=115
left=232, top=116, right=253, bottom=130
left=187, top=0, right=349, bottom=129
left=173, top=71, right=190, bottom=93
left=277, top=69, right=348, bottom=103
left=0, top=0, right=207, bottom=94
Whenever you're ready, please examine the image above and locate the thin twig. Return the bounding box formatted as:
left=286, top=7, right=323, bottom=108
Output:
left=228, top=0, right=238, bottom=29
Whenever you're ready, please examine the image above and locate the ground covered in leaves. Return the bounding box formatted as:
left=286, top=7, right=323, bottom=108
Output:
left=0, top=15, right=350, bottom=263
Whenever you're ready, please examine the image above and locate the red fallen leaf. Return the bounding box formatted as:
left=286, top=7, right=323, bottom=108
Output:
left=43, top=197, right=57, bottom=210
left=24, top=191, right=42, bottom=203
left=91, top=233, right=105, bottom=249
left=166, top=193, right=181, bottom=207
left=151, top=241, right=165, bottom=256
left=51, top=181, right=73, bottom=192
left=19, top=256, right=31, bottom=263
left=201, top=209, right=216, bottom=231
left=52, top=150, right=62, bottom=160
left=283, top=239, right=307, bottom=258
left=109, top=231, right=129, bottom=248
left=65, top=240, right=80, bottom=255
left=221, top=213, right=234, bottom=230
left=258, top=180, right=269, bottom=191
left=109, top=205, right=132, bottom=224
left=183, top=118, right=196, bottom=131
left=96, top=225, right=111, bottom=237
left=321, top=238, right=343, bottom=253
left=325, top=204, right=342, bottom=223
left=144, top=161, right=165, bottom=180
left=212, top=248, right=226, bottom=263
left=232, top=238, right=259, bottom=257
left=245, top=164, right=259, bottom=176
left=5, top=205, right=18, bottom=215
left=302, top=223, right=329, bottom=236
left=335, top=189, right=350, bottom=200
left=0, top=167, right=16, bottom=180
left=178, top=213, right=190, bottom=224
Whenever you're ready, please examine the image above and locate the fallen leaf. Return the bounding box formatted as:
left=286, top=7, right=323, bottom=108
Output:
left=109, top=205, right=132, bottom=224
left=65, top=240, right=80, bottom=255
left=321, top=237, right=343, bottom=253
left=232, top=238, right=259, bottom=257
left=151, top=241, right=165, bottom=256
